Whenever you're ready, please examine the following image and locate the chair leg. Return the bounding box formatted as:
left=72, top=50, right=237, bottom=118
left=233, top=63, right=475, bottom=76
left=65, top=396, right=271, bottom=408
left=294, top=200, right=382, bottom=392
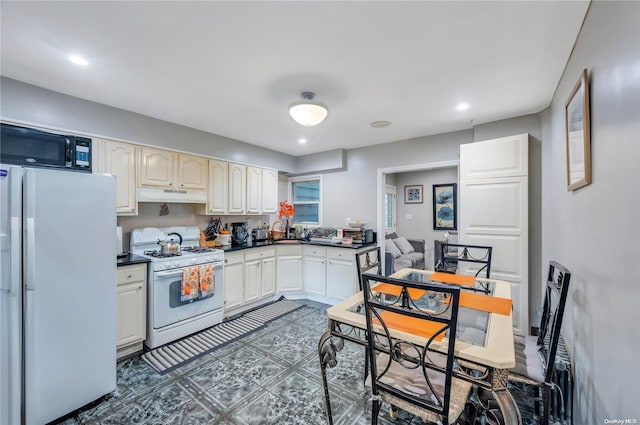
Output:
left=370, top=397, right=381, bottom=425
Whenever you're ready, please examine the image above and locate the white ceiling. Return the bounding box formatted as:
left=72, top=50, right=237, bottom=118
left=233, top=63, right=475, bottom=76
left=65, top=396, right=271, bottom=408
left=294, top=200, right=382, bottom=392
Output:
left=0, top=1, right=590, bottom=157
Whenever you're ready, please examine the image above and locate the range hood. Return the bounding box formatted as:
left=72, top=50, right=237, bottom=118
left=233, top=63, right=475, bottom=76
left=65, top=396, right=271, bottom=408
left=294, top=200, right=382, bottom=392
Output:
left=137, top=187, right=206, bottom=204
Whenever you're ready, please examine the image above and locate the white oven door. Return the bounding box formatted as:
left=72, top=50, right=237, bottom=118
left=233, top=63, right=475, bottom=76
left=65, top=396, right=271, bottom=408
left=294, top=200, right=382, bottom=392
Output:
left=152, top=264, right=224, bottom=329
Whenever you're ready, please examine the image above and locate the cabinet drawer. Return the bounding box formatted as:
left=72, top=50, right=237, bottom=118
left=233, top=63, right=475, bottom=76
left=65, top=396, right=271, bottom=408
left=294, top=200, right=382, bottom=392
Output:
left=245, top=248, right=276, bottom=261
left=327, top=248, right=354, bottom=261
left=303, top=246, right=327, bottom=257
left=224, top=253, right=244, bottom=266
left=277, top=245, right=303, bottom=256
left=117, top=264, right=146, bottom=285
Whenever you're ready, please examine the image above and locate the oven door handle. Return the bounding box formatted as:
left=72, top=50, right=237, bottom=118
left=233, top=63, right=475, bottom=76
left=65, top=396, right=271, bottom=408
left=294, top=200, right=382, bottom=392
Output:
left=155, top=270, right=185, bottom=278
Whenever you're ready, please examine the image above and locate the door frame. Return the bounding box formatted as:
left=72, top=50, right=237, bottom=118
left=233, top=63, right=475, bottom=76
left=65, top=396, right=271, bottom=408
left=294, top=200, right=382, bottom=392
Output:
left=376, top=160, right=459, bottom=273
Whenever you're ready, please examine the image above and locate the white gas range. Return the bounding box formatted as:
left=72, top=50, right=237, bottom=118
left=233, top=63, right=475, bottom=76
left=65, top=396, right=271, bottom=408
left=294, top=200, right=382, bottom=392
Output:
left=130, top=226, right=224, bottom=349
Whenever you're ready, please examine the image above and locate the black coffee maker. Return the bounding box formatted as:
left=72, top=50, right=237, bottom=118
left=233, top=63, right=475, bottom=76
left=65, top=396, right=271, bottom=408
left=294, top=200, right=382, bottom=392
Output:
left=231, top=222, right=249, bottom=246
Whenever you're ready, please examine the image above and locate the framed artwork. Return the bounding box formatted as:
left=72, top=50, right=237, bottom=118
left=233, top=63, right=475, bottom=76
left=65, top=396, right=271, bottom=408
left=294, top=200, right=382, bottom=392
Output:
left=433, top=183, right=457, bottom=230
left=404, top=185, right=423, bottom=204
left=565, top=69, right=591, bottom=191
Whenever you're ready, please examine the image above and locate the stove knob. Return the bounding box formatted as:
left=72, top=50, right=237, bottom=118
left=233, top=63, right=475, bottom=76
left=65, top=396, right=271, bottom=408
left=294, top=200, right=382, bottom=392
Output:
left=206, top=255, right=214, bottom=262
left=172, top=261, right=181, bottom=268
left=190, top=258, right=198, bottom=265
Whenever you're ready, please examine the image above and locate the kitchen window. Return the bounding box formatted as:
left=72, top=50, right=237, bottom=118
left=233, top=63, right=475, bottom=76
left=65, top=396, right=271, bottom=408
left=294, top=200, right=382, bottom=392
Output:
left=289, top=175, right=322, bottom=225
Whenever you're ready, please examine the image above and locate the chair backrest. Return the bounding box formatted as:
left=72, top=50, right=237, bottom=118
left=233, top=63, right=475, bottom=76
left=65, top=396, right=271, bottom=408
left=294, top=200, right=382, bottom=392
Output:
left=435, top=243, right=493, bottom=278
left=355, top=246, right=382, bottom=291
left=361, top=272, right=461, bottom=424
left=538, top=261, right=571, bottom=383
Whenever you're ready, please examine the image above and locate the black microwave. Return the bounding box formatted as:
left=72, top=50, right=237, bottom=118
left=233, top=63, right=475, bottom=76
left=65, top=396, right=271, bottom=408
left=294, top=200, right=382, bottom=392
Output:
left=0, top=123, right=92, bottom=172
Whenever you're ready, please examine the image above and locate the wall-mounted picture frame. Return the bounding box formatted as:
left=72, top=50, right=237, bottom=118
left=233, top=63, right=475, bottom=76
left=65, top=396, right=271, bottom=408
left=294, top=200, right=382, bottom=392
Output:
left=565, top=68, right=591, bottom=191
left=433, top=183, right=457, bottom=230
left=404, top=185, right=423, bottom=204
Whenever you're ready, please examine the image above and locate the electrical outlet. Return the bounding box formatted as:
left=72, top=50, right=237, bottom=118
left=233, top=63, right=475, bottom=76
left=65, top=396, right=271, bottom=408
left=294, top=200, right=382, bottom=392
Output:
left=406, top=214, right=412, bottom=220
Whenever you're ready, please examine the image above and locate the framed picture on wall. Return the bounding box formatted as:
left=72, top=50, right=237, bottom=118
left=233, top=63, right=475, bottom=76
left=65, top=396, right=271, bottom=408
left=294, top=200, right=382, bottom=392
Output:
left=404, top=185, right=423, bottom=204
left=433, top=183, right=457, bottom=230
left=565, top=68, right=591, bottom=191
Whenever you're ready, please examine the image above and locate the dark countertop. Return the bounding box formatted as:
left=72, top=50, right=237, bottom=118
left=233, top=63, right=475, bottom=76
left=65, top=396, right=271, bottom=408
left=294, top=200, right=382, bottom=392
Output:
left=116, top=253, right=150, bottom=267
left=219, top=239, right=376, bottom=253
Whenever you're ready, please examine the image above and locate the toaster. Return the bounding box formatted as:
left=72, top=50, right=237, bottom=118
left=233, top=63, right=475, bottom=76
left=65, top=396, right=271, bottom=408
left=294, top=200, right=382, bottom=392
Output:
left=252, top=228, right=268, bottom=241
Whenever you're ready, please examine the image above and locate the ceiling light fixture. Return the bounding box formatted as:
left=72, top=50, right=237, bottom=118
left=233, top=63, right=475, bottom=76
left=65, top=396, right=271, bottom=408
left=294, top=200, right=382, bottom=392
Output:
left=289, top=92, right=328, bottom=127
left=69, top=55, right=89, bottom=66
left=456, top=102, right=470, bottom=111
left=298, top=138, right=307, bottom=144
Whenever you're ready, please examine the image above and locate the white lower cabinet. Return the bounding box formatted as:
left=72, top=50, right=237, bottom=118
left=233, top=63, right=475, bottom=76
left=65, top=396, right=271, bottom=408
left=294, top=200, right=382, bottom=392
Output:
left=224, top=253, right=244, bottom=310
left=244, top=248, right=276, bottom=303
left=116, top=263, right=147, bottom=359
left=276, top=246, right=303, bottom=292
left=303, top=246, right=326, bottom=296
left=326, top=248, right=357, bottom=300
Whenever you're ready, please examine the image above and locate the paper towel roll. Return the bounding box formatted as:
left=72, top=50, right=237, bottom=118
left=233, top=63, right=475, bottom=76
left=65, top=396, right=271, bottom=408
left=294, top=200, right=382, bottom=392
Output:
left=116, top=226, right=123, bottom=256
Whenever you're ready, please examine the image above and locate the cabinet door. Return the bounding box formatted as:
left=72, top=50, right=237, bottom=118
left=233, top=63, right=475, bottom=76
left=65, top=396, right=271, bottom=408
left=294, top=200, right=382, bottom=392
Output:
left=116, top=281, right=146, bottom=347
left=246, top=166, right=262, bottom=214
left=100, top=140, right=137, bottom=215
left=178, top=154, right=207, bottom=190
left=261, top=257, right=276, bottom=297
left=326, top=259, right=355, bottom=300
left=206, top=159, right=228, bottom=214
left=224, top=256, right=244, bottom=310
left=228, top=163, right=246, bottom=214
left=244, top=260, right=261, bottom=303
left=139, top=147, right=175, bottom=188
left=261, top=168, right=278, bottom=214
left=303, top=256, right=326, bottom=296
left=277, top=256, right=303, bottom=292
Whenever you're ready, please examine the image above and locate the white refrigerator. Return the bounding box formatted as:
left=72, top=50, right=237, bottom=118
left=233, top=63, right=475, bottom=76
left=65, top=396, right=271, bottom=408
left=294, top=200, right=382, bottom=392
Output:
left=0, top=165, right=117, bottom=425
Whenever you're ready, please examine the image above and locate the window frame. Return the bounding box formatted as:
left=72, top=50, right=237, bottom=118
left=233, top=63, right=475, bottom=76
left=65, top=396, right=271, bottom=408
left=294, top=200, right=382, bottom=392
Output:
left=288, top=175, right=323, bottom=226
left=384, top=184, right=397, bottom=233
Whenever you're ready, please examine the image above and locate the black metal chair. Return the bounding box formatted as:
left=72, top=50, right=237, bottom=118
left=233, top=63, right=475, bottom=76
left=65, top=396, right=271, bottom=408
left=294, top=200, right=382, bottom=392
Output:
left=509, top=261, right=572, bottom=425
left=435, top=243, right=493, bottom=278
left=355, top=245, right=382, bottom=291
left=361, top=272, right=472, bottom=424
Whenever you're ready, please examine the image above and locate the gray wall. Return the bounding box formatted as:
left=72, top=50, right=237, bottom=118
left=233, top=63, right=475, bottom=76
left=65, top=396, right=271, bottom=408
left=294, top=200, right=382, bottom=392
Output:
left=541, top=2, right=640, bottom=421
left=0, top=77, right=296, bottom=172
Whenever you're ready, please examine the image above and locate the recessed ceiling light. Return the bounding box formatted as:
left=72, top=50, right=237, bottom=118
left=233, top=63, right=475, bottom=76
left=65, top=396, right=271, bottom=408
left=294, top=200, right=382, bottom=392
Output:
left=69, top=55, right=88, bottom=66
left=298, top=138, right=307, bottom=144
left=456, top=103, right=470, bottom=111
left=370, top=121, right=391, bottom=128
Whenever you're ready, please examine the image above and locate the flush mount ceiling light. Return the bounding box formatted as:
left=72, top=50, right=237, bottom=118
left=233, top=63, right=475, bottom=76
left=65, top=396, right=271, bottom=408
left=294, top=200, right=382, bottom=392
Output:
left=289, top=92, right=328, bottom=127
left=370, top=120, right=391, bottom=128
left=456, top=102, right=470, bottom=111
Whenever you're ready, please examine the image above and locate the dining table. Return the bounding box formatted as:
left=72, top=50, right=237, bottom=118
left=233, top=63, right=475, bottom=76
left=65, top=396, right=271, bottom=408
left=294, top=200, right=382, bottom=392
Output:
left=317, top=268, right=522, bottom=425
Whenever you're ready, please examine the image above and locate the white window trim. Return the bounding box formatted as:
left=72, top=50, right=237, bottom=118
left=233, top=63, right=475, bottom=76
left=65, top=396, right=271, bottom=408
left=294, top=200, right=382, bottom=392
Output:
left=385, top=184, right=397, bottom=233
left=288, top=174, right=323, bottom=226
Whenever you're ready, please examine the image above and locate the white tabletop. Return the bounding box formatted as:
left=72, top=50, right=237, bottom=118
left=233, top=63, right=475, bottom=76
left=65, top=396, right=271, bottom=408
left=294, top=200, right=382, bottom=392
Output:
left=327, top=268, right=516, bottom=369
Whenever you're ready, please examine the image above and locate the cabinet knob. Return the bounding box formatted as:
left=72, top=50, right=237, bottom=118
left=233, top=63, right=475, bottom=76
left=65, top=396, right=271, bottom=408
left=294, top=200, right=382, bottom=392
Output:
left=181, top=184, right=184, bottom=187
left=169, top=182, right=173, bottom=186
left=127, top=274, right=132, bottom=279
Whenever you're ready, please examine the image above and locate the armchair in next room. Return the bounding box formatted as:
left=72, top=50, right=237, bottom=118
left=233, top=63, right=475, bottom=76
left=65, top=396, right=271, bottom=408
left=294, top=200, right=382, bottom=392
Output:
left=384, top=232, right=425, bottom=275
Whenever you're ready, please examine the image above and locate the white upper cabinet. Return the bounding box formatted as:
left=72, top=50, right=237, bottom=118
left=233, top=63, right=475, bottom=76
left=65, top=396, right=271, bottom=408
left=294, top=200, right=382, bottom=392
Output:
left=177, top=154, right=207, bottom=190
left=99, top=139, right=138, bottom=215
left=261, top=168, right=278, bottom=214
left=139, top=146, right=206, bottom=190
left=228, top=163, right=246, bottom=214
left=204, top=159, right=228, bottom=214
left=246, top=166, right=262, bottom=214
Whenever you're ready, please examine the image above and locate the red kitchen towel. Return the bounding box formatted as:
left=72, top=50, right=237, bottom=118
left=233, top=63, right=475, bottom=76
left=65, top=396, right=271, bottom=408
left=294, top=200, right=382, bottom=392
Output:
left=181, top=266, right=200, bottom=302
left=199, top=264, right=215, bottom=298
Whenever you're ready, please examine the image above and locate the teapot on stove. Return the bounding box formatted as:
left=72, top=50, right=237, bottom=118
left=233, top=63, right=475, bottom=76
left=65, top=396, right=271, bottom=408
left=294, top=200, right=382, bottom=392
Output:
left=157, top=232, right=183, bottom=255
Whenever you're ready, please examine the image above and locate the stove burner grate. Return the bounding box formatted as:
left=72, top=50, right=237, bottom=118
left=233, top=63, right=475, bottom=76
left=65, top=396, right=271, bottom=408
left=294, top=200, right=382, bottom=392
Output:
left=143, top=250, right=182, bottom=258
left=182, top=246, right=217, bottom=254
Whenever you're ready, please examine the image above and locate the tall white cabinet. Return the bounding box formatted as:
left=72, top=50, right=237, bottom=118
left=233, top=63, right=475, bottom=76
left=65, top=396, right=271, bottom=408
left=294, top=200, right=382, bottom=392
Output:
left=459, top=133, right=529, bottom=336
left=98, top=139, right=138, bottom=215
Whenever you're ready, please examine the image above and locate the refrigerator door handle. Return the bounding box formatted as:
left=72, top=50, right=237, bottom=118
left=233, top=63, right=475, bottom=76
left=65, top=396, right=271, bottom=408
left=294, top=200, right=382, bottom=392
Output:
left=6, top=217, right=21, bottom=293
left=25, top=217, right=36, bottom=291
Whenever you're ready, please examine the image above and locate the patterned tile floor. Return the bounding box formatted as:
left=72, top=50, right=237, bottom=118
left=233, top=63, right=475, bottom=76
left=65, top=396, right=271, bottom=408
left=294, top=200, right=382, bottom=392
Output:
left=55, top=299, right=537, bottom=425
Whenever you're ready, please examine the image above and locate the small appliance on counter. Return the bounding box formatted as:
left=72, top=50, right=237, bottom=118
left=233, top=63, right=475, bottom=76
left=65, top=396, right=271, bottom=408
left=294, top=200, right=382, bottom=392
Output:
left=252, top=228, right=268, bottom=242
left=216, top=229, right=231, bottom=246
left=231, top=222, right=249, bottom=246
